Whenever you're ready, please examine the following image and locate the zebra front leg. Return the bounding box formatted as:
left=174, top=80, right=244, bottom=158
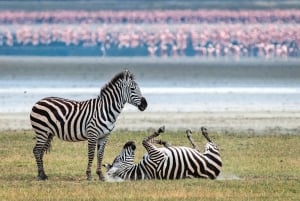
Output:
left=142, top=126, right=166, bottom=156
left=150, top=126, right=170, bottom=147
left=96, top=136, right=108, bottom=181
left=152, top=139, right=171, bottom=148
left=86, top=138, right=97, bottom=180
left=144, top=126, right=165, bottom=142
left=186, top=129, right=200, bottom=151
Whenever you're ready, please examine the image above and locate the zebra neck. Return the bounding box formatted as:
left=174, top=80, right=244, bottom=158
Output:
left=98, top=90, right=125, bottom=121
left=120, top=163, right=150, bottom=180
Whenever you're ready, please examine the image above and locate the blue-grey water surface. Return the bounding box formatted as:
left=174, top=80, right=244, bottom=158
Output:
left=1, top=57, right=300, bottom=113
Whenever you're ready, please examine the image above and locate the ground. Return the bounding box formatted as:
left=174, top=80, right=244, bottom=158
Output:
left=1, top=111, right=299, bottom=134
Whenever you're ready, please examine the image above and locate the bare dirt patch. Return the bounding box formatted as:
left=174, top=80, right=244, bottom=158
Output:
left=1, top=111, right=299, bottom=134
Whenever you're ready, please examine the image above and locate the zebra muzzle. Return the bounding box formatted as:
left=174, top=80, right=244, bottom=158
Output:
left=138, top=97, right=148, bottom=111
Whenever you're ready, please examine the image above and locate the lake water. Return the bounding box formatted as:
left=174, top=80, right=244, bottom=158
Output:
left=1, top=57, right=300, bottom=113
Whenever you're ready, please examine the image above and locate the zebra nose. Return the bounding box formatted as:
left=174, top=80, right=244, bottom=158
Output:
left=138, top=97, right=147, bottom=111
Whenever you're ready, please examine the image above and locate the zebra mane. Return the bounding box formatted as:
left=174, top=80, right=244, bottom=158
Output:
left=99, top=70, right=134, bottom=97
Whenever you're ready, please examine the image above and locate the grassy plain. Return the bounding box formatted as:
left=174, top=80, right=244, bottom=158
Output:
left=0, top=130, right=299, bottom=201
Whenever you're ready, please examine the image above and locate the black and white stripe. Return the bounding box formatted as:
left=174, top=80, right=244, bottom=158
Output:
left=30, top=70, right=147, bottom=180
left=104, top=126, right=222, bottom=181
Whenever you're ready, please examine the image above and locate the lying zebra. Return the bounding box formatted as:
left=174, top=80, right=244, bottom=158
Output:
left=104, top=126, right=222, bottom=181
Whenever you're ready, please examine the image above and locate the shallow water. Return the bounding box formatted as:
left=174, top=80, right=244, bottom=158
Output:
left=1, top=57, right=300, bottom=113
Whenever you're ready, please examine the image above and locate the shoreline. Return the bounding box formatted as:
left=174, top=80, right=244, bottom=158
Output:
left=1, top=110, right=299, bottom=135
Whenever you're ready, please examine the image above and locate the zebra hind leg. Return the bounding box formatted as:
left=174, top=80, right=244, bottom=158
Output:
left=186, top=129, right=200, bottom=151
left=33, top=144, right=47, bottom=180
left=33, top=132, right=54, bottom=180
left=201, top=127, right=212, bottom=142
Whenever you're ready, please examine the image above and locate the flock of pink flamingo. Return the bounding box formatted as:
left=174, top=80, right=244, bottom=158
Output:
left=0, top=9, right=299, bottom=57
left=1, top=9, right=300, bottom=24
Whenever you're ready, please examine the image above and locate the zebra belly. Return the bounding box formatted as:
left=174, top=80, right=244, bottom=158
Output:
left=154, top=147, right=210, bottom=179
left=57, top=116, right=88, bottom=141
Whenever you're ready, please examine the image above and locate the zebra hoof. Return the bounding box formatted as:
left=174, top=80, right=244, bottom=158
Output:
left=201, top=127, right=207, bottom=133
left=96, top=171, right=105, bottom=181
left=37, top=171, right=48, bottom=181
left=158, top=126, right=165, bottom=133
left=186, top=129, right=192, bottom=136
left=86, top=170, right=93, bottom=181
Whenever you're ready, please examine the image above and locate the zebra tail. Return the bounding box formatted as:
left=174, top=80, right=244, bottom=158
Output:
left=44, top=134, right=54, bottom=154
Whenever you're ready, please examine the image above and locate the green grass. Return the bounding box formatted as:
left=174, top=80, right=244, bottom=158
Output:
left=0, top=130, right=299, bottom=201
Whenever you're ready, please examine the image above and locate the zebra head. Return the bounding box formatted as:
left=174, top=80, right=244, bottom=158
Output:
left=122, top=69, right=148, bottom=111
left=103, top=141, right=136, bottom=180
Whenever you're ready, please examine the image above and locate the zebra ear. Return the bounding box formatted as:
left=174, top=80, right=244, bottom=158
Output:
left=123, top=69, right=134, bottom=81
left=103, top=163, right=112, bottom=171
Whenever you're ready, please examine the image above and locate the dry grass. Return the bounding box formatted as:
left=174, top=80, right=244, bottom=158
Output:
left=0, top=129, right=299, bottom=201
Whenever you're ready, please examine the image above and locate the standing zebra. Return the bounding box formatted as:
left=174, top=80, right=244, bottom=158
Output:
left=30, top=70, right=147, bottom=180
left=104, top=126, right=222, bottom=181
